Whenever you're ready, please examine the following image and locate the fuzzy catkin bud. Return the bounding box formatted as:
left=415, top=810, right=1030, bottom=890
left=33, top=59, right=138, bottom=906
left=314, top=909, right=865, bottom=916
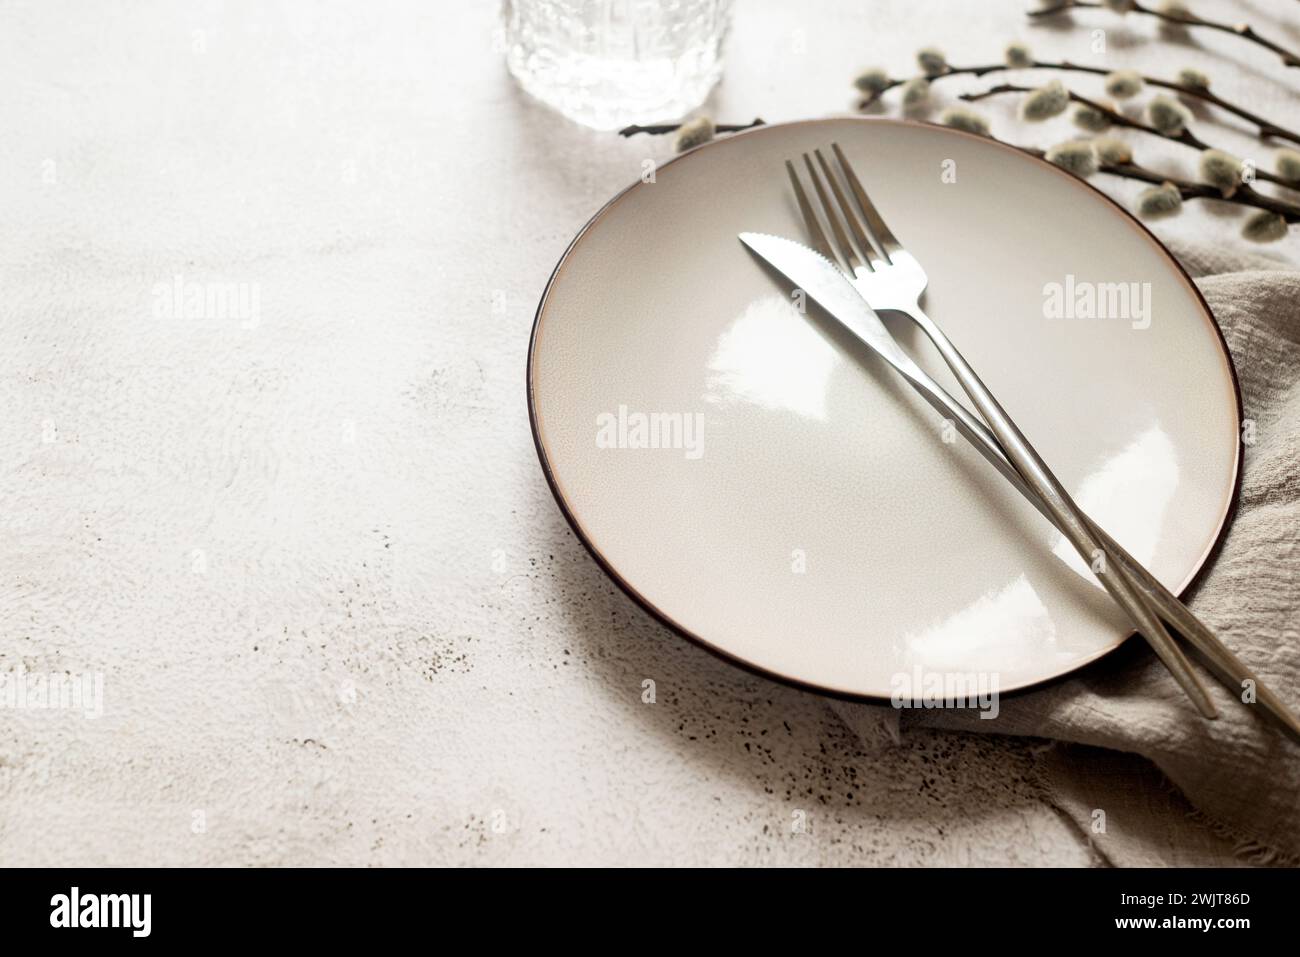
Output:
left=1147, top=95, right=1192, bottom=135
left=674, top=116, right=715, bottom=152
left=1073, top=104, right=1112, bottom=132
left=939, top=107, right=990, bottom=136
left=901, top=77, right=931, bottom=110
left=1094, top=137, right=1133, bottom=166
left=1020, top=80, right=1069, bottom=121
left=854, top=68, right=890, bottom=96
left=1135, top=182, right=1183, bottom=219
left=1104, top=70, right=1144, bottom=99
left=1005, top=42, right=1033, bottom=69
left=1199, top=149, right=1242, bottom=197
left=1046, top=140, right=1099, bottom=178
left=917, top=47, right=948, bottom=77
left=1242, top=211, right=1289, bottom=243
left=1274, top=149, right=1300, bottom=183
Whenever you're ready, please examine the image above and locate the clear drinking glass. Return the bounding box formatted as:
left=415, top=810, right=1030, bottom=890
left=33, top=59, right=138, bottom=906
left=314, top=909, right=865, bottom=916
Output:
left=502, top=0, right=734, bottom=131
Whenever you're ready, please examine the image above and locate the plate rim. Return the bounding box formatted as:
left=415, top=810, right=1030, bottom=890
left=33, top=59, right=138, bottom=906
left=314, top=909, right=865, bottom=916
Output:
left=525, top=115, right=1245, bottom=703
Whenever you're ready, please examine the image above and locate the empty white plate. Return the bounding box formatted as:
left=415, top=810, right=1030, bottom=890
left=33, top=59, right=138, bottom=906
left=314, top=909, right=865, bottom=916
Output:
left=528, top=117, right=1241, bottom=699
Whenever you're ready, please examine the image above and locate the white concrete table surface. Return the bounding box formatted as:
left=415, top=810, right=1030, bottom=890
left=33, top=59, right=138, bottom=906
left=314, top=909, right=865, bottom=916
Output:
left=2, top=0, right=1294, bottom=866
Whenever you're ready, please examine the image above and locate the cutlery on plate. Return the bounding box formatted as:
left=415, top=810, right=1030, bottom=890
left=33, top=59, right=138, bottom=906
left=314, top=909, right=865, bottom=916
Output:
left=736, top=142, right=1296, bottom=725
left=742, top=226, right=1298, bottom=739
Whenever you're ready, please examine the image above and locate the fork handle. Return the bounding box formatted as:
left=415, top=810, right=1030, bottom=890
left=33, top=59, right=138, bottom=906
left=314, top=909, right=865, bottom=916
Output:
left=905, top=307, right=1218, bottom=719
left=894, top=357, right=1299, bottom=738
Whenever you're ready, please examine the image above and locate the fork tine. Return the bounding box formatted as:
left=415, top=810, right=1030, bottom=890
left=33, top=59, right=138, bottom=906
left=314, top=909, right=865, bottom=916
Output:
left=784, top=160, right=839, bottom=267
left=813, top=148, right=879, bottom=271
left=832, top=142, right=902, bottom=260
left=802, top=153, right=862, bottom=272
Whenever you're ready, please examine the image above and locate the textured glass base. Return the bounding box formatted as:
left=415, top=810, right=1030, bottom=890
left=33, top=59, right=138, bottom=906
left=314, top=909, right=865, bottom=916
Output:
left=503, top=0, right=732, bottom=131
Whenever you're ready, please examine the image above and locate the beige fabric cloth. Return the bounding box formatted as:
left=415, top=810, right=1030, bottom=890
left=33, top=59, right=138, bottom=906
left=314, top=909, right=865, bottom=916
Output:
left=834, top=241, right=1300, bottom=865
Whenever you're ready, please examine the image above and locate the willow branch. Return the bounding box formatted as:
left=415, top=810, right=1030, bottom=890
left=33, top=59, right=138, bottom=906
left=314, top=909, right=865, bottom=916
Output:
left=962, top=83, right=1204, bottom=146
left=1105, top=165, right=1300, bottom=221
left=961, top=83, right=1299, bottom=190
left=1029, top=1, right=1300, bottom=69
left=859, top=60, right=1300, bottom=145
left=859, top=64, right=1013, bottom=110
left=1012, top=144, right=1300, bottom=222
left=618, top=118, right=765, bottom=137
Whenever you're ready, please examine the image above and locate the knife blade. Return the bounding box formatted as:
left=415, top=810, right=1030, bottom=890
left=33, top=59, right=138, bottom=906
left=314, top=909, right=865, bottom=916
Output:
left=738, top=231, right=922, bottom=378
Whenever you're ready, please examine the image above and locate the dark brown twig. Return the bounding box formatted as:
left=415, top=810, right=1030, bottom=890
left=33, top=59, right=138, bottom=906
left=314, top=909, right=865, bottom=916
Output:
left=859, top=64, right=1009, bottom=109
left=859, top=60, right=1300, bottom=145
left=962, top=82, right=1207, bottom=147
left=1102, top=163, right=1300, bottom=221
left=961, top=83, right=1299, bottom=190
left=617, top=118, right=765, bottom=137
left=1012, top=142, right=1300, bottom=222
left=1029, top=1, right=1300, bottom=69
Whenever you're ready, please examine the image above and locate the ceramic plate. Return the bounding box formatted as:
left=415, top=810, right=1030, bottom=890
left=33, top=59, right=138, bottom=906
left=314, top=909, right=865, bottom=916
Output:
left=528, top=117, right=1241, bottom=699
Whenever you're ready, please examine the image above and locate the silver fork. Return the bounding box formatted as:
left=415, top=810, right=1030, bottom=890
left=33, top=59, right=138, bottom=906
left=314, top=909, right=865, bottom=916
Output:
left=789, top=144, right=1238, bottom=722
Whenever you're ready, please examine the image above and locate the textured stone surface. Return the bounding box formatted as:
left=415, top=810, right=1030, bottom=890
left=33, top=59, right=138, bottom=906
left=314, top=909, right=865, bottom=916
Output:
left=1, top=0, right=1292, bottom=865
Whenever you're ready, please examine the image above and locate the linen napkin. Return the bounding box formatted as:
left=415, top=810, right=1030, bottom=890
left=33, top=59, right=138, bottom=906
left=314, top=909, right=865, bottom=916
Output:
left=833, top=240, right=1300, bottom=866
